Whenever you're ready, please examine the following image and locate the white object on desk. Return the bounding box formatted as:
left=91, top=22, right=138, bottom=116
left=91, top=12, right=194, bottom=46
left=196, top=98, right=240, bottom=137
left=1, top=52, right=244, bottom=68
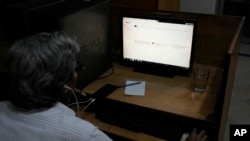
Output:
left=124, top=80, right=146, bottom=96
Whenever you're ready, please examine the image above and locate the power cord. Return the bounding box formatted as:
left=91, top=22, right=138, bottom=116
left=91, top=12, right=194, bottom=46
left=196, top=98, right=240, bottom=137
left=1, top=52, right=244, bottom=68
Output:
left=64, top=85, right=80, bottom=116
left=64, top=84, right=96, bottom=117
left=79, top=98, right=95, bottom=117
left=67, top=98, right=93, bottom=107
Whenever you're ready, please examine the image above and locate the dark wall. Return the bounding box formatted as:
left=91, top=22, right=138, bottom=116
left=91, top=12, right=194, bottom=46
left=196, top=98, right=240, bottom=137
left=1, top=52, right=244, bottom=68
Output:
left=1, top=0, right=106, bottom=43
left=223, top=0, right=250, bottom=38
left=61, top=0, right=113, bottom=89
left=1, top=0, right=113, bottom=89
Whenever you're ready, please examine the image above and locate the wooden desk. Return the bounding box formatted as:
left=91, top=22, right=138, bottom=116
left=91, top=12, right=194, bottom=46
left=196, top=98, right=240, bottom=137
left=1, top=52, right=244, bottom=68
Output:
left=84, top=64, right=222, bottom=121
left=81, top=63, right=222, bottom=140
left=81, top=12, right=244, bottom=141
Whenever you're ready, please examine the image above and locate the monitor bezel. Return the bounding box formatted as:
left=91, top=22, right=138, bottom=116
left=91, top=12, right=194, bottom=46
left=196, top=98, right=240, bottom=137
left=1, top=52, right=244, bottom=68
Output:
left=120, top=13, right=198, bottom=77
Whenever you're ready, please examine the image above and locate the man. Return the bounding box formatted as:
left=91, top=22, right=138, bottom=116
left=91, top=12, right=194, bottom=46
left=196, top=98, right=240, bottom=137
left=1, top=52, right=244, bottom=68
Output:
left=0, top=31, right=207, bottom=141
left=0, top=31, right=112, bottom=141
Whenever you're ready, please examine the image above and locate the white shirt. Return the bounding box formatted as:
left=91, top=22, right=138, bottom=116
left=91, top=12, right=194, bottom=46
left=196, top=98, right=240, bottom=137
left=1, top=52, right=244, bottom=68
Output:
left=0, top=101, right=112, bottom=141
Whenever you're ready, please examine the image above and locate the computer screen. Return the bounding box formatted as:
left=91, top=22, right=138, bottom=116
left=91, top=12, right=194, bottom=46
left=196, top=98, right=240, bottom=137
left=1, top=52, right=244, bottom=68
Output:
left=122, top=15, right=197, bottom=76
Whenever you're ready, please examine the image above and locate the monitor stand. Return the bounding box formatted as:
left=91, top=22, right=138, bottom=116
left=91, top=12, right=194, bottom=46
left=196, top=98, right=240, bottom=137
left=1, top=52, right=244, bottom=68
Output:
left=133, top=65, right=191, bottom=78
left=133, top=65, right=175, bottom=78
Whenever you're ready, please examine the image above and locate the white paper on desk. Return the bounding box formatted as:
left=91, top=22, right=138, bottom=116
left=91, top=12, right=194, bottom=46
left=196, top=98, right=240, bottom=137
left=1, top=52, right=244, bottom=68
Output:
left=124, top=81, right=146, bottom=96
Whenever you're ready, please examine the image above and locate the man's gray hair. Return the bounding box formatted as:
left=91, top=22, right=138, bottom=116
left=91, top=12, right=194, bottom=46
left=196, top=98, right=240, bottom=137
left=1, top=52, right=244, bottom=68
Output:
left=7, top=31, right=80, bottom=110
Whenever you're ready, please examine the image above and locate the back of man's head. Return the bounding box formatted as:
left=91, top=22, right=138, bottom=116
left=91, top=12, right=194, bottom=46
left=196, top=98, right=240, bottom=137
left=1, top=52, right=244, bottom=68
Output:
left=7, top=31, right=80, bottom=111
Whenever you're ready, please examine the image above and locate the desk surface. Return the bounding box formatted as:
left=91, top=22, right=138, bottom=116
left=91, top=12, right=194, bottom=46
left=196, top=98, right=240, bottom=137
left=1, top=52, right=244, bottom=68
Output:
left=83, top=63, right=223, bottom=121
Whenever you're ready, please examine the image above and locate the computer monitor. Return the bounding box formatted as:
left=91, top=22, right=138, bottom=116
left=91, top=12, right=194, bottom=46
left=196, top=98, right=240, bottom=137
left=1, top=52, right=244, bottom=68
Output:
left=122, top=14, right=197, bottom=77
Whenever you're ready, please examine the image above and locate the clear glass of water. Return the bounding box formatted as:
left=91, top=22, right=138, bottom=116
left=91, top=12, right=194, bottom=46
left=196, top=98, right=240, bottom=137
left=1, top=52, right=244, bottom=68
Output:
left=192, top=66, right=210, bottom=93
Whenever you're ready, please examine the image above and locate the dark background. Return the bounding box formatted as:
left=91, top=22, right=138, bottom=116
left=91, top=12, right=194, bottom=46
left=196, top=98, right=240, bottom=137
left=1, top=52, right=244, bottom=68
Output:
left=223, top=0, right=250, bottom=38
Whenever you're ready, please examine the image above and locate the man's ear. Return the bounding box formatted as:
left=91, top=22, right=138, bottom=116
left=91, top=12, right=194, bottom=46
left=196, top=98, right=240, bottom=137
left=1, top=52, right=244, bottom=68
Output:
left=61, top=84, right=73, bottom=104
left=66, top=72, right=78, bottom=90
left=62, top=84, right=70, bottom=95
left=64, top=84, right=72, bottom=90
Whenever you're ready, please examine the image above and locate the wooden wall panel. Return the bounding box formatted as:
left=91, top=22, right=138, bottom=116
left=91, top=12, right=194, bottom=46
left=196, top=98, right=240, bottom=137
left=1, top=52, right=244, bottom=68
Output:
left=158, top=0, right=180, bottom=11
left=111, top=0, right=157, bottom=10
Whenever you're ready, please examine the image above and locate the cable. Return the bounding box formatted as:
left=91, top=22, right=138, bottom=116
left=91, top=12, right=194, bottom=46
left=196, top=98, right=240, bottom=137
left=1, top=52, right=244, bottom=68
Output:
left=67, top=98, right=93, bottom=107
left=64, top=85, right=80, bottom=116
left=79, top=98, right=96, bottom=117
left=64, top=85, right=96, bottom=117
left=97, top=67, right=114, bottom=80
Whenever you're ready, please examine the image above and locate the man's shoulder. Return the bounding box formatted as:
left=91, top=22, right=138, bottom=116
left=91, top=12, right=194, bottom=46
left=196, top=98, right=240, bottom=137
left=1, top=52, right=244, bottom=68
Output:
left=0, top=101, right=10, bottom=110
left=45, top=102, right=99, bottom=133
